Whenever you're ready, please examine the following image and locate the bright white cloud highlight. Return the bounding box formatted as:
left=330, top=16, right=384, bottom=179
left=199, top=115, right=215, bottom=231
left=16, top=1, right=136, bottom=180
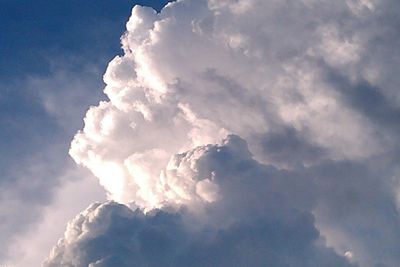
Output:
left=58, top=0, right=400, bottom=266
left=45, top=137, right=356, bottom=266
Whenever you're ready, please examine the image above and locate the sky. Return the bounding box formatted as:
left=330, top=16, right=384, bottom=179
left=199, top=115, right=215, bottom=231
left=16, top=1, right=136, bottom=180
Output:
left=0, top=1, right=171, bottom=266
left=2, top=0, right=400, bottom=267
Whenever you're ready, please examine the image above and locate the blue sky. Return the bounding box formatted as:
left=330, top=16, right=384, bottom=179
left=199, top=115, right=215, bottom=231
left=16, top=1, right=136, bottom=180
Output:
left=0, top=0, right=170, bottom=80
left=1, top=0, right=160, bottom=160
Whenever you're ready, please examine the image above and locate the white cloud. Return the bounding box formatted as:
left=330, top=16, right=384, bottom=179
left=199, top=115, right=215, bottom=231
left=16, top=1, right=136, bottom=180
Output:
left=70, top=0, right=397, bottom=205
left=51, top=0, right=400, bottom=266
left=45, top=137, right=354, bottom=266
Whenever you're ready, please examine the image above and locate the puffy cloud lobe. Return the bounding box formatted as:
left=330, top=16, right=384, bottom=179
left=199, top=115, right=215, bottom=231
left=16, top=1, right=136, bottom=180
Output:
left=43, top=203, right=352, bottom=267
left=65, top=0, right=400, bottom=266
left=45, top=137, right=354, bottom=267
left=70, top=0, right=400, bottom=207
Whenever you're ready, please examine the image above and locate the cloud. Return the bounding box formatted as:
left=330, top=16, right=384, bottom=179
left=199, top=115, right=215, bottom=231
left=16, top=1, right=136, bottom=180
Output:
left=69, top=0, right=400, bottom=207
left=45, top=137, right=354, bottom=267
left=44, top=0, right=400, bottom=266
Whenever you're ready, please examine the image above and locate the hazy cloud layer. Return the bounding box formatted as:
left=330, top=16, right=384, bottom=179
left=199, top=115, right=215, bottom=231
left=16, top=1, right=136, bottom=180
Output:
left=46, top=0, right=400, bottom=266
left=0, top=1, right=142, bottom=266
left=0, top=64, right=106, bottom=266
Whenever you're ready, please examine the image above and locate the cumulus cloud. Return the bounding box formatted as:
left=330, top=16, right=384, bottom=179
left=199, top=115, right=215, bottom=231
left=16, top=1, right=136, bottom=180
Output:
left=46, top=0, right=400, bottom=266
left=45, top=137, right=354, bottom=267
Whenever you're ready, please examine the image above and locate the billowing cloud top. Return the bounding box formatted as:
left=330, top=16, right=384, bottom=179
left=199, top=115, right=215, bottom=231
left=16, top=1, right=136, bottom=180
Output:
left=47, top=0, right=400, bottom=266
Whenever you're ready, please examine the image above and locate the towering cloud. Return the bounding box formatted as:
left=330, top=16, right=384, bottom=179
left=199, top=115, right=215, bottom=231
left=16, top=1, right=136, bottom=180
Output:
left=47, top=0, right=400, bottom=266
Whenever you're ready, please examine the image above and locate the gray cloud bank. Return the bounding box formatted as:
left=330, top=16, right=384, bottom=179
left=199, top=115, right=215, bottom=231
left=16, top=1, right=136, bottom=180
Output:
left=45, top=0, right=400, bottom=266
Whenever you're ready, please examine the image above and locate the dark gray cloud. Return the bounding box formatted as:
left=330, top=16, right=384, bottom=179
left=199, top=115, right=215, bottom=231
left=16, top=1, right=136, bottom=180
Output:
left=45, top=203, right=352, bottom=267
left=257, top=127, right=327, bottom=167
left=310, top=158, right=400, bottom=267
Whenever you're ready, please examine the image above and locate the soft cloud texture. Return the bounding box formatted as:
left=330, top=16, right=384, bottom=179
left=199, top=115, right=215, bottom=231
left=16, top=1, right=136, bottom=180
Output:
left=45, top=136, right=354, bottom=267
left=7, top=167, right=105, bottom=267
left=47, top=0, right=400, bottom=266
